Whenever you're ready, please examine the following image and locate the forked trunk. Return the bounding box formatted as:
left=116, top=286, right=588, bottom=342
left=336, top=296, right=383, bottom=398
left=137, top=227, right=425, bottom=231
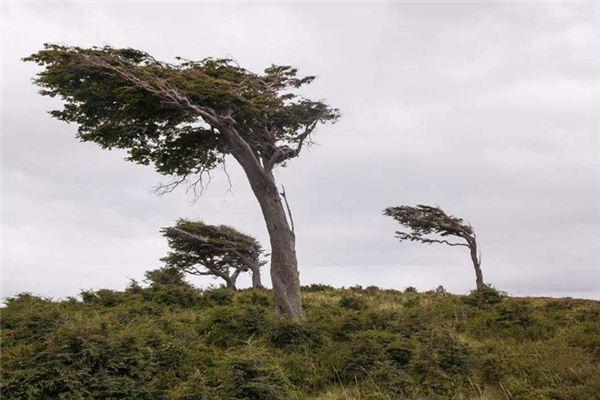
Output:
left=224, top=276, right=237, bottom=290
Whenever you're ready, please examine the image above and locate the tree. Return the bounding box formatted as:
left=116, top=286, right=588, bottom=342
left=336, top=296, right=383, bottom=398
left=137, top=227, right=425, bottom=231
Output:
left=25, top=45, right=339, bottom=317
left=161, top=219, right=265, bottom=290
left=144, top=266, right=188, bottom=288
left=383, top=205, right=484, bottom=290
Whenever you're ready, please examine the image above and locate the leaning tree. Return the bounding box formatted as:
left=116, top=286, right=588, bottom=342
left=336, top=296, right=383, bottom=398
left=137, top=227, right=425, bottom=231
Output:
left=383, top=204, right=484, bottom=290
left=26, top=44, right=339, bottom=317
left=161, top=219, right=265, bottom=290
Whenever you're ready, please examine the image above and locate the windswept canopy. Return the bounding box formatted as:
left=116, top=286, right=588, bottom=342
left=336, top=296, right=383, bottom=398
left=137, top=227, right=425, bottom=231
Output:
left=161, top=219, right=264, bottom=284
left=25, top=44, right=339, bottom=189
left=383, top=205, right=475, bottom=247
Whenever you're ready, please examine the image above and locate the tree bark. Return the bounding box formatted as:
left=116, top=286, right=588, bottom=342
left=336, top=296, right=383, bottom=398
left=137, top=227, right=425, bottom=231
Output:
left=224, top=276, right=237, bottom=290
left=229, top=141, right=303, bottom=318
left=250, top=265, right=263, bottom=289
left=467, top=239, right=484, bottom=290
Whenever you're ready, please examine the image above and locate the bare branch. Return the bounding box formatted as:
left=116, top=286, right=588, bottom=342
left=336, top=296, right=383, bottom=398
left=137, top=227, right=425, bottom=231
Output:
left=279, top=185, right=295, bottom=234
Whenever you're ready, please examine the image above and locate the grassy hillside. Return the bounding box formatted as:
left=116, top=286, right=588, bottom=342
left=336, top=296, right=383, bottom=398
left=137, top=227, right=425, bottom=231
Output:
left=2, top=281, right=599, bottom=399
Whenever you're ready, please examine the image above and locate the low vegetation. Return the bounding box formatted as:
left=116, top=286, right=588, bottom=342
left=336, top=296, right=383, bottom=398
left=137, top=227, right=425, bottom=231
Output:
left=2, top=279, right=598, bottom=399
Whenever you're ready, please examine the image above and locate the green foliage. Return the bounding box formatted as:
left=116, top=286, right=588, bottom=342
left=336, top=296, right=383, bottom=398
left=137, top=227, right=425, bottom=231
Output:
left=145, top=266, right=188, bottom=287
left=384, top=204, right=475, bottom=245
left=301, top=283, right=334, bottom=292
left=464, top=284, right=506, bottom=308
left=24, top=44, right=339, bottom=181
left=205, top=287, right=234, bottom=305
left=161, top=220, right=264, bottom=288
left=268, top=318, right=323, bottom=350
left=338, top=294, right=367, bottom=310
left=2, top=287, right=599, bottom=399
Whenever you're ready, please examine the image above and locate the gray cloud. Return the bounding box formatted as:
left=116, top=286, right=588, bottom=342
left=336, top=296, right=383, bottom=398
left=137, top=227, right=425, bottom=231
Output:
left=2, top=3, right=598, bottom=299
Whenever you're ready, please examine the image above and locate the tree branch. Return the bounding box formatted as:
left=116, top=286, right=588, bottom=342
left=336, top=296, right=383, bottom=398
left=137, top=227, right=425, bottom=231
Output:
left=279, top=185, right=295, bottom=234
left=81, top=51, right=267, bottom=177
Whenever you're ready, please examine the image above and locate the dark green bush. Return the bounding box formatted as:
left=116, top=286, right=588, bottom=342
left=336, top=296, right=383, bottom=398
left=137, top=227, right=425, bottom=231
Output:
left=201, top=347, right=293, bottom=400
left=200, top=305, right=267, bottom=347
left=464, top=284, right=505, bottom=308
left=205, top=287, right=234, bottom=305
left=301, top=283, right=334, bottom=292
left=268, top=318, right=322, bottom=350
left=339, top=294, right=367, bottom=310
left=2, top=286, right=598, bottom=399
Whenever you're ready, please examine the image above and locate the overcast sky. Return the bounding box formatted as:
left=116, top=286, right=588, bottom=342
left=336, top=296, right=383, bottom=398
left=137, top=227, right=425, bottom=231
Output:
left=2, top=2, right=599, bottom=300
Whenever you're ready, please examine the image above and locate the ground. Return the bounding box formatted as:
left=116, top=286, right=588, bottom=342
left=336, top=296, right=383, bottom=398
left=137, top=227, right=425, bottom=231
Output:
left=2, top=282, right=599, bottom=399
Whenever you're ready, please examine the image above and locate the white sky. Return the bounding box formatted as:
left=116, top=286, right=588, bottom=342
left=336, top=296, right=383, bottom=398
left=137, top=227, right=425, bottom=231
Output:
left=2, top=2, right=599, bottom=299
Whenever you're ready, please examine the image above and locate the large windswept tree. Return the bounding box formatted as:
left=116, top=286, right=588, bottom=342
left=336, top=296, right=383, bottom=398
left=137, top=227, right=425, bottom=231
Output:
left=384, top=205, right=484, bottom=290
left=162, top=220, right=265, bottom=290
left=26, top=44, right=339, bottom=317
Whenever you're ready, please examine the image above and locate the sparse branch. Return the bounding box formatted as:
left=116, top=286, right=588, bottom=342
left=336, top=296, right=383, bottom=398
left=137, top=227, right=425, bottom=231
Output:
left=420, top=238, right=470, bottom=247
left=279, top=186, right=295, bottom=234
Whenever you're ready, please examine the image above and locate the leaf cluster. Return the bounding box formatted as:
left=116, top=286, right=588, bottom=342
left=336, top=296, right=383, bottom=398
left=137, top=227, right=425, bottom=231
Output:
left=161, top=219, right=264, bottom=281
left=383, top=204, right=474, bottom=246
left=24, top=44, right=340, bottom=182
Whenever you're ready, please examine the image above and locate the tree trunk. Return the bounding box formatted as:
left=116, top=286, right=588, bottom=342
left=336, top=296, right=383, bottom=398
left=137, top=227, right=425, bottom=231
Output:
left=468, top=239, right=484, bottom=290
left=224, top=276, right=237, bottom=290
left=250, top=265, right=263, bottom=289
left=230, top=147, right=303, bottom=318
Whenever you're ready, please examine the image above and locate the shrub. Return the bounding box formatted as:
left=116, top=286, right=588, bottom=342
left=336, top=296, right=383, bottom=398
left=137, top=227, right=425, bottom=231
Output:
left=301, top=283, right=334, bottom=292
left=200, top=347, right=293, bottom=400
left=235, top=289, right=271, bottom=307
left=147, top=284, right=204, bottom=307
left=3, top=286, right=598, bottom=399
left=464, top=284, right=505, bottom=308
left=268, top=318, right=322, bottom=350
left=339, top=294, right=367, bottom=310
left=205, top=287, right=234, bottom=305
left=81, top=289, right=128, bottom=306
left=200, top=305, right=267, bottom=347
left=145, top=267, right=188, bottom=287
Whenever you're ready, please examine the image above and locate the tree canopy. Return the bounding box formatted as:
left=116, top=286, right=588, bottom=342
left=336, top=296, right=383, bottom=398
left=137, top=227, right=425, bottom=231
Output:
left=25, top=44, right=339, bottom=191
left=383, top=205, right=475, bottom=247
left=161, top=219, right=264, bottom=289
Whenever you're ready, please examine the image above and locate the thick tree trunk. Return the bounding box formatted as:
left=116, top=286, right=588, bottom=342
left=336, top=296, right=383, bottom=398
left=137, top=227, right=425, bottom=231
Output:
left=224, top=276, right=237, bottom=290
left=230, top=146, right=303, bottom=317
left=251, top=175, right=303, bottom=316
left=250, top=265, right=263, bottom=289
left=468, top=240, right=484, bottom=290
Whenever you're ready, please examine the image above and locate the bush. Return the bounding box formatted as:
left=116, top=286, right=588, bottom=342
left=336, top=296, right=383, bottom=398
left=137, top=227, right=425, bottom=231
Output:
left=268, top=318, right=322, bottom=350
left=301, top=283, right=334, bottom=292
left=205, top=287, right=234, bottom=305
left=3, top=286, right=598, bottom=399
left=145, top=267, right=188, bottom=287
left=206, top=347, right=293, bottom=400
left=464, top=284, right=505, bottom=308
left=200, top=305, right=267, bottom=347
left=339, top=294, right=367, bottom=310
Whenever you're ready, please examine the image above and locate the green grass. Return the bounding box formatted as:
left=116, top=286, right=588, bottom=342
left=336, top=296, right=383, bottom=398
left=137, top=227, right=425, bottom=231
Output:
left=2, top=282, right=599, bottom=399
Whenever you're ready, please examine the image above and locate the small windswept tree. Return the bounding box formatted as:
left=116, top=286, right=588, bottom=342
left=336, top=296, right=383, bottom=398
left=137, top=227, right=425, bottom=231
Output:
left=161, top=220, right=265, bottom=290
left=384, top=205, right=484, bottom=290
left=25, top=44, right=339, bottom=317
